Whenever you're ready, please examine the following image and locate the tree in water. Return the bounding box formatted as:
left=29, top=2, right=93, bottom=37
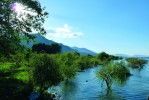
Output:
left=126, top=58, right=148, bottom=68
left=97, top=61, right=131, bottom=89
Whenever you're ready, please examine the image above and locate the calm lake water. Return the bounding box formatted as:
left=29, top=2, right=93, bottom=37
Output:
left=50, top=59, right=149, bottom=100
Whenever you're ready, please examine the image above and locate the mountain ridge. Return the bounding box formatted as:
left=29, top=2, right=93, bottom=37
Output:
left=24, top=34, right=148, bottom=57
left=72, top=46, right=97, bottom=56
left=24, top=34, right=96, bottom=55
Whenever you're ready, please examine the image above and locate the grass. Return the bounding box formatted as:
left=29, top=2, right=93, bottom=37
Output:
left=0, top=62, right=32, bottom=100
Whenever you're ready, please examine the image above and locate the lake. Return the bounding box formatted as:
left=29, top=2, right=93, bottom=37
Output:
left=49, top=59, right=149, bottom=100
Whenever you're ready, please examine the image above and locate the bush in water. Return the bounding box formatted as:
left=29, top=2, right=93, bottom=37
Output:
left=97, top=61, right=131, bottom=89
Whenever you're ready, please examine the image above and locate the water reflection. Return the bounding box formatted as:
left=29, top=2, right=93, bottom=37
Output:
left=98, top=88, right=125, bottom=100
left=61, top=80, right=78, bottom=100
left=128, top=65, right=147, bottom=78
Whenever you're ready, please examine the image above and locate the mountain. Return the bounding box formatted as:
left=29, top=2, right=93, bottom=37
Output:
left=24, top=34, right=55, bottom=48
left=59, top=43, right=77, bottom=53
left=72, top=47, right=97, bottom=56
left=132, top=55, right=147, bottom=57
left=115, top=54, right=130, bottom=58
left=115, top=54, right=149, bottom=58
left=24, top=34, right=76, bottom=53
left=24, top=34, right=97, bottom=55
left=132, top=55, right=149, bottom=58
left=23, top=34, right=98, bottom=55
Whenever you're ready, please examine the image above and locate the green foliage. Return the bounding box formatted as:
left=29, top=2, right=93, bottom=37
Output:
left=97, top=61, right=130, bottom=89
left=0, top=63, right=32, bottom=100
left=96, top=52, right=120, bottom=64
left=0, top=48, right=121, bottom=99
left=0, top=0, right=48, bottom=56
left=97, top=52, right=110, bottom=61
left=126, top=58, right=148, bottom=68
left=32, top=43, right=61, bottom=54
left=24, top=48, right=32, bottom=66
left=51, top=52, right=100, bottom=80
left=0, top=51, right=102, bottom=98
left=30, top=54, right=63, bottom=94
left=0, top=55, right=8, bottom=63
left=10, top=52, right=26, bottom=68
left=52, top=52, right=80, bottom=80
left=77, top=55, right=97, bottom=70
left=50, top=43, right=61, bottom=53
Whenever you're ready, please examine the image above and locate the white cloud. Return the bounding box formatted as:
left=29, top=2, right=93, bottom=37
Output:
left=45, top=24, right=83, bottom=39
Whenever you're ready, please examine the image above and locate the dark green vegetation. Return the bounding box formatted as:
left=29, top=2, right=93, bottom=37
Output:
left=96, top=52, right=121, bottom=64
left=0, top=0, right=47, bottom=99
left=0, top=50, right=119, bottom=99
left=97, top=61, right=131, bottom=89
left=126, top=58, right=148, bottom=68
left=30, top=54, right=63, bottom=95
left=32, top=43, right=61, bottom=54
left=0, top=62, right=32, bottom=100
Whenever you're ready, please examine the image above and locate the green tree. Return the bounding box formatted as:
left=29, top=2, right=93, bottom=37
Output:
left=77, top=55, right=95, bottom=70
left=126, top=58, right=148, bottom=68
left=0, top=0, right=48, bottom=56
left=96, top=52, right=111, bottom=64
left=52, top=52, right=80, bottom=80
left=97, top=52, right=109, bottom=61
left=30, top=54, right=63, bottom=95
left=97, top=61, right=130, bottom=89
left=32, top=43, right=61, bottom=54
left=60, top=53, right=80, bottom=80
left=25, top=48, right=32, bottom=66
left=97, top=52, right=120, bottom=64
left=10, top=52, right=25, bottom=68
left=32, top=43, right=46, bottom=53
left=50, top=43, right=61, bottom=54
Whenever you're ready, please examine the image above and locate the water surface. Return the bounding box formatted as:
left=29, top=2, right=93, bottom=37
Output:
left=51, top=59, right=149, bottom=100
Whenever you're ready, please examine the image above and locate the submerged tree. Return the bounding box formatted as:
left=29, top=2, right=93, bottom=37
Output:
left=0, top=0, right=48, bottom=56
left=126, top=58, right=148, bottom=68
left=97, top=61, right=130, bottom=89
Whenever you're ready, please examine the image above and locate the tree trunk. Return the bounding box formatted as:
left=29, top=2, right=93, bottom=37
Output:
left=105, top=76, right=112, bottom=89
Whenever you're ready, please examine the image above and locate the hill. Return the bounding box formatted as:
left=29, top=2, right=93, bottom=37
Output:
left=24, top=34, right=96, bottom=55
left=72, top=47, right=97, bottom=56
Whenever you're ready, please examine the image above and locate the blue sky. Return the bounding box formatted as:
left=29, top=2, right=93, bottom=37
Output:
left=38, top=0, right=149, bottom=56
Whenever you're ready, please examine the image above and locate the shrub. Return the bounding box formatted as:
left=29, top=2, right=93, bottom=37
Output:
left=97, top=61, right=130, bottom=89
left=126, top=58, right=148, bottom=68
left=30, top=54, right=63, bottom=95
